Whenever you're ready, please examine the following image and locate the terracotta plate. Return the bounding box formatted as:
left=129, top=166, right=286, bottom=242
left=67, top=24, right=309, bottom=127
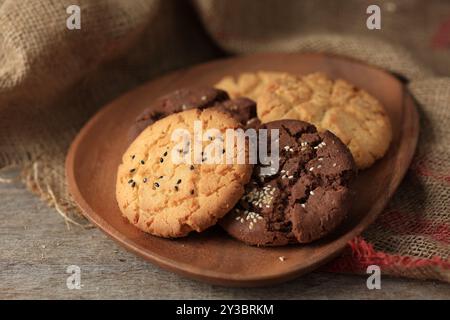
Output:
left=66, top=53, right=419, bottom=287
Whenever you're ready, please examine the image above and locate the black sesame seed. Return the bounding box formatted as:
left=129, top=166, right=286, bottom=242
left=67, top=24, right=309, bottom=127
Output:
left=190, top=190, right=194, bottom=195
left=159, top=175, right=164, bottom=179
left=177, top=179, right=182, bottom=184
left=163, top=151, right=168, bottom=157
left=130, top=168, right=136, bottom=173
left=190, top=165, right=194, bottom=170
left=131, top=155, right=135, bottom=159
left=154, top=182, right=160, bottom=188
left=160, top=158, right=164, bottom=163
left=143, top=178, right=147, bottom=183
left=140, top=160, right=145, bottom=165
left=174, top=186, right=179, bottom=191
left=222, top=149, right=226, bottom=154
left=128, top=179, right=133, bottom=184
left=131, top=182, right=136, bottom=188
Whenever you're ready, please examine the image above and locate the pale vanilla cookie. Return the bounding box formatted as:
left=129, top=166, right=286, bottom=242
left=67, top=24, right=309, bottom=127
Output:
left=257, top=73, right=392, bottom=169
left=116, top=108, right=252, bottom=238
left=215, top=71, right=287, bottom=100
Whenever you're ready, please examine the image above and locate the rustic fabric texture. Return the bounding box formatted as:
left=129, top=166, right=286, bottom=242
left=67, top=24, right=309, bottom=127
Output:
left=0, top=0, right=449, bottom=282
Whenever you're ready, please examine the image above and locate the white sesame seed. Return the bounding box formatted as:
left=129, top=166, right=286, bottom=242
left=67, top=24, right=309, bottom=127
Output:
left=333, top=163, right=337, bottom=167
left=288, top=175, right=294, bottom=179
left=318, top=158, right=323, bottom=161
left=310, top=190, right=315, bottom=195
left=301, top=203, right=306, bottom=208
left=317, top=165, right=322, bottom=169
left=309, top=167, right=314, bottom=171
left=279, top=256, right=285, bottom=262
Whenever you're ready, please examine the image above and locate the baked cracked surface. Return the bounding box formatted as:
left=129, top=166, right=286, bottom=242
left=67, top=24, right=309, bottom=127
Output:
left=128, top=87, right=257, bottom=143
left=117, top=108, right=252, bottom=238
left=215, top=71, right=286, bottom=100
left=220, top=120, right=356, bottom=246
left=256, top=72, right=392, bottom=169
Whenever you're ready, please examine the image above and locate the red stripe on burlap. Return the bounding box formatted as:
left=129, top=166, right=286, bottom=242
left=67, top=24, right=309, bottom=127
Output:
left=411, top=159, right=450, bottom=184
left=432, top=16, right=450, bottom=49
left=376, top=210, right=450, bottom=244
left=323, top=236, right=450, bottom=274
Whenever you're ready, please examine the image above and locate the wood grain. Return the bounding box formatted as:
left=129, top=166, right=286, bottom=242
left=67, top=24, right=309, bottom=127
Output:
left=2, top=176, right=450, bottom=299
left=66, top=53, right=420, bottom=287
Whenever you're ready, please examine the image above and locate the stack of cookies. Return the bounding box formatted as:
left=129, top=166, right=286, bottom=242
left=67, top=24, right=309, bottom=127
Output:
left=116, top=71, right=392, bottom=246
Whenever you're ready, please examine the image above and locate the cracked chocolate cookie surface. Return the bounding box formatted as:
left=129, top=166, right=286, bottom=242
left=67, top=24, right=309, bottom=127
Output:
left=128, top=87, right=257, bottom=143
left=220, top=120, right=356, bottom=246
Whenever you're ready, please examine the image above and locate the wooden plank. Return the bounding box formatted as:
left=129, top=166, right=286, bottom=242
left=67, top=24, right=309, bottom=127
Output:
left=0, top=172, right=449, bottom=299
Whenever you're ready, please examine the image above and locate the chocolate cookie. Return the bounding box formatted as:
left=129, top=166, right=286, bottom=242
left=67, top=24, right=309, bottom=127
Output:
left=128, top=87, right=257, bottom=143
left=220, top=120, right=356, bottom=246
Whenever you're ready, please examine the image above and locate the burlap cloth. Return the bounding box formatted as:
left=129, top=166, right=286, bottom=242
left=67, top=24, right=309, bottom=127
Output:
left=1, top=0, right=449, bottom=282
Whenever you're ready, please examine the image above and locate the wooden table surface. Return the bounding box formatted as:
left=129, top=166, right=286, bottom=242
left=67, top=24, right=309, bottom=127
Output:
left=1, top=169, right=449, bottom=299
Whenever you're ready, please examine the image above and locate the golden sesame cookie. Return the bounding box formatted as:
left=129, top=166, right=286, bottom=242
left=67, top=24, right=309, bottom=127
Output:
left=116, top=108, right=252, bottom=238
left=215, top=71, right=287, bottom=100
left=257, top=72, right=392, bottom=169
